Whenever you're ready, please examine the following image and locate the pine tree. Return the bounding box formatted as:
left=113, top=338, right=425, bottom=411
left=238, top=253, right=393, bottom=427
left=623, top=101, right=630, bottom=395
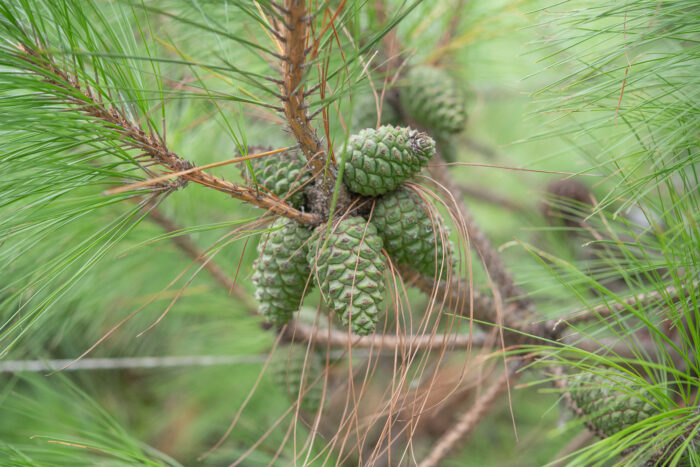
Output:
left=0, top=1, right=696, bottom=466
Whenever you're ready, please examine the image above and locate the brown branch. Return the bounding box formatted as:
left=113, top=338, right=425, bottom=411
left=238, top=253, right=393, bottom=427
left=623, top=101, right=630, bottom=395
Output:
left=545, top=281, right=695, bottom=333
left=436, top=0, right=468, bottom=51
left=277, top=0, right=350, bottom=212
left=16, top=42, right=319, bottom=226
left=400, top=265, right=540, bottom=347
left=418, top=360, right=524, bottom=467
left=429, top=154, right=532, bottom=311
left=285, top=320, right=487, bottom=350
left=399, top=266, right=500, bottom=325
left=457, top=183, right=526, bottom=213
left=404, top=262, right=694, bottom=348
left=144, top=207, right=259, bottom=315
left=374, top=0, right=403, bottom=73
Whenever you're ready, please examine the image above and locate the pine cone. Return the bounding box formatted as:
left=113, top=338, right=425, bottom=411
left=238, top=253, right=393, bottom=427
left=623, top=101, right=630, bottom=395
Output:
left=372, top=186, right=455, bottom=277
left=308, top=217, right=387, bottom=335
left=239, top=147, right=311, bottom=208
left=270, top=344, right=323, bottom=413
left=567, top=370, right=660, bottom=438
left=352, top=93, right=401, bottom=130
left=400, top=66, right=467, bottom=136
left=542, top=179, right=592, bottom=228
left=343, top=125, right=436, bottom=196
left=252, top=218, right=313, bottom=327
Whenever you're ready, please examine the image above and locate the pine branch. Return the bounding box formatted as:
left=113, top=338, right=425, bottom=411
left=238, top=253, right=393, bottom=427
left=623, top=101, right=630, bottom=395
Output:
left=399, top=265, right=499, bottom=325
left=285, top=320, right=487, bottom=350
left=0, top=355, right=267, bottom=373
left=545, top=281, right=697, bottom=332
left=144, top=206, right=259, bottom=315
left=401, top=265, right=544, bottom=348
left=374, top=0, right=404, bottom=73
left=435, top=0, right=467, bottom=52
left=404, top=260, right=693, bottom=349
left=418, top=360, right=525, bottom=467
left=457, top=183, right=526, bottom=213
left=277, top=0, right=351, bottom=212
left=429, top=154, right=532, bottom=311
left=15, top=42, right=318, bottom=225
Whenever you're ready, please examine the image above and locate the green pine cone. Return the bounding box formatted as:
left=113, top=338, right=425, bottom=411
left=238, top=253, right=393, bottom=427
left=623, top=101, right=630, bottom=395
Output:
left=308, top=217, right=387, bottom=335
left=271, top=344, right=323, bottom=413
left=568, top=370, right=660, bottom=438
left=252, top=218, right=313, bottom=327
left=400, top=66, right=467, bottom=136
left=239, top=147, right=311, bottom=208
left=343, top=125, right=436, bottom=196
left=352, top=93, right=401, bottom=130
left=372, top=186, right=455, bottom=277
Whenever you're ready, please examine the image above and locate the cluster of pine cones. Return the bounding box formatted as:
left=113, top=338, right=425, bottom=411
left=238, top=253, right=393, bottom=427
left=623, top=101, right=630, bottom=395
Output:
left=244, top=65, right=467, bottom=336
left=246, top=125, right=456, bottom=335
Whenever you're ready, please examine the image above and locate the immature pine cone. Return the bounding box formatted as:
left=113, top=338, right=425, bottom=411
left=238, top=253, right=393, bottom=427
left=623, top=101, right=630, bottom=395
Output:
left=567, top=370, right=660, bottom=438
left=252, top=218, right=313, bottom=327
left=542, top=179, right=592, bottom=228
left=270, top=344, right=323, bottom=413
left=308, top=217, right=386, bottom=335
left=400, top=66, right=467, bottom=136
left=240, top=147, right=311, bottom=208
left=372, top=186, right=456, bottom=277
left=343, top=125, right=436, bottom=196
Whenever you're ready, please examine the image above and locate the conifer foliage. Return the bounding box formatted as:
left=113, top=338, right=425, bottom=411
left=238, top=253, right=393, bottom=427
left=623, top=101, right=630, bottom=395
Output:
left=0, top=0, right=697, bottom=466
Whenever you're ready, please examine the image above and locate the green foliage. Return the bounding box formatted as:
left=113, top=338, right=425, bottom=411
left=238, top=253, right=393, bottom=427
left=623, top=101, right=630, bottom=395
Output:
left=522, top=2, right=700, bottom=464
left=0, top=374, right=178, bottom=466
left=0, top=0, right=697, bottom=465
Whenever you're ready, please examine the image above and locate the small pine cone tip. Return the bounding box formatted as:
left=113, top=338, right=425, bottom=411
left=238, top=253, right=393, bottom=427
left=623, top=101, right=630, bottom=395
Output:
left=343, top=125, right=436, bottom=197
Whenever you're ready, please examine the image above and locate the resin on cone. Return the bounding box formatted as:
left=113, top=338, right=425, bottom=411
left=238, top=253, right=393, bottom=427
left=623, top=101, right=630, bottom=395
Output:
left=343, top=125, right=436, bottom=196
left=372, top=186, right=455, bottom=277
left=240, top=147, right=311, bottom=208
left=308, top=217, right=386, bottom=335
left=400, top=66, right=467, bottom=136
left=252, top=218, right=312, bottom=327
